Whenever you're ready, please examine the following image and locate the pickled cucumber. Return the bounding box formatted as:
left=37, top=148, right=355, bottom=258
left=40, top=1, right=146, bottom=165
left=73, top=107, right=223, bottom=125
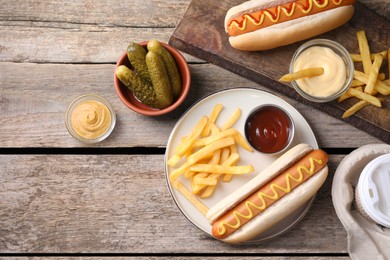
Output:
left=147, top=40, right=182, bottom=98
left=126, top=42, right=152, bottom=85
left=146, top=51, right=173, bottom=108
left=115, top=65, right=162, bottom=109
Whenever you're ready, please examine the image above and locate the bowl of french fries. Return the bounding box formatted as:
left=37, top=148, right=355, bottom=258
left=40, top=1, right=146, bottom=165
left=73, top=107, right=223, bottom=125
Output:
left=281, top=39, right=354, bottom=103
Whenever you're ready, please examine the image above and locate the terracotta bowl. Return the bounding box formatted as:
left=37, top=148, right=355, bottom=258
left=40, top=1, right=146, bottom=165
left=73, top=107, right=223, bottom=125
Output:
left=114, top=41, right=190, bottom=116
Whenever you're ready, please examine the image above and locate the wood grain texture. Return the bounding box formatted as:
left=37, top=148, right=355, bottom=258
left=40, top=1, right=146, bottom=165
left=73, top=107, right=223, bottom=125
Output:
left=0, top=0, right=193, bottom=64
left=0, top=154, right=348, bottom=253
left=0, top=0, right=189, bottom=26
left=0, top=62, right=382, bottom=148
left=0, top=0, right=389, bottom=256
left=0, top=0, right=386, bottom=64
left=169, top=0, right=390, bottom=143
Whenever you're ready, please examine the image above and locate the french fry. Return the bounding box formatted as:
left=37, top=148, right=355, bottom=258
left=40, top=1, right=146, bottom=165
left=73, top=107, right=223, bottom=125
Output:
left=209, top=123, right=221, bottom=135
left=189, top=123, right=247, bottom=154
left=184, top=170, right=196, bottom=179
left=342, top=100, right=370, bottom=118
left=357, top=30, right=372, bottom=74
left=209, top=149, right=222, bottom=164
left=354, top=70, right=390, bottom=96
left=222, top=174, right=233, bottom=182
left=388, top=48, right=390, bottom=79
left=365, top=53, right=384, bottom=95
left=347, top=88, right=382, bottom=107
left=193, top=174, right=218, bottom=186
left=198, top=152, right=239, bottom=198
left=220, top=147, right=231, bottom=164
left=350, top=79, right=365, bottom=87
left=338, top=86, right=363, bottom=102
left=222, top=145, right=240, bottom=182
left=192, top=128, right=237, bottom=148
left=349, top=50, right=388, bottom=62
left=187, top=137, right=235, bottom=165
left=196, top=153, right=240, bottom=190
left=223, top=152, right=240, bottom=167
left=200, top=152, right=240, bottom=198
left=171, top=179, right=209, bottom=215
left=172, top=116, right=208, bottom=158
left=350, top=73, right=385, bottom=87
left=233, top=131, right=253, bottom=152
left=201, top=104, right=223, bottom=136
left=190, top=164, right=254, bottom=175
left=342, top=97, right=385, bottom=118
left=279, top=67, right=324, bottom=82
left=170, top=161, right=191, bottom=181
left=221, top=108, right=241, bottom=130
left=190, top=148, right=222, bottom=193
left=372, top=82, right=390, bottom=96
left=191, top=172, right=209, bottom=195
left=167, top=154, right=181, bottom=167
left=199, top=185, right=216, bottom=199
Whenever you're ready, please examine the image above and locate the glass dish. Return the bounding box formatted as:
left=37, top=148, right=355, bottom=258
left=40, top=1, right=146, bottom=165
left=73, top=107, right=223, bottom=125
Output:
left=289, top=39, right=354, bottom=102
left=65, top=94, right=116, bottom=143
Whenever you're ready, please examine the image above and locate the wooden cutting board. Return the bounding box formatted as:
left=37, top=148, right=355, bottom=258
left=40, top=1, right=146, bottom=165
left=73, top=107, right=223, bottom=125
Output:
left=169, top=0, right=390, bottom=143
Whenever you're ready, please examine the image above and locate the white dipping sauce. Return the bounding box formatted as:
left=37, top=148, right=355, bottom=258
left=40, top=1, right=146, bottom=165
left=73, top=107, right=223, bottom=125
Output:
left=294, top=46, right=346, bottom=98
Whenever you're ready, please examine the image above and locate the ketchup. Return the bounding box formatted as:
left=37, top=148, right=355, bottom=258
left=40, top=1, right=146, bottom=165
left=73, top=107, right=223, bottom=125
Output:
left=245, top=105, right=294, bottom=154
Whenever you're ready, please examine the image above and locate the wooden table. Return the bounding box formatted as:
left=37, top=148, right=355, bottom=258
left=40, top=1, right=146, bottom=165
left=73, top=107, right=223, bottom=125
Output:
left=0, top=0, right=388, bottom=258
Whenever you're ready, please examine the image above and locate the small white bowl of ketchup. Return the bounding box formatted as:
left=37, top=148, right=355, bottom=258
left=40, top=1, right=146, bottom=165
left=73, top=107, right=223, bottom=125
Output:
left=244, top=104, right=295, bottom=155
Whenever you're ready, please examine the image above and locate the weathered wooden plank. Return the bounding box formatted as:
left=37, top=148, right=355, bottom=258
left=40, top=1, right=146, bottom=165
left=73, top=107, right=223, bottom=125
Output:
left=0, top=24, right=175, bottom=63
left=0, top=0, right=190, bottom=27
left=0, top=154, right=348, bottom=253
left=0, top=0, right=196, bottom=64
left=0, top=62, right=381, bottom=148
left=0, top=22, right=203, bottom=63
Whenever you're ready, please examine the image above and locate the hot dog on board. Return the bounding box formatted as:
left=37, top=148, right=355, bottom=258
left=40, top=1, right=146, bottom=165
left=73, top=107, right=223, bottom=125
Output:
left=225, top=0, right=356, bottom=51
left=207, top=143, right=329, bottom=243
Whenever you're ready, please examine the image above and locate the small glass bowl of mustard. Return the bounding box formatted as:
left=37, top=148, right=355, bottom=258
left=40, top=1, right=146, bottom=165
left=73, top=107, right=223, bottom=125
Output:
left=65, top=94, right=116, bottom=143
left=289, top=39, right=354, bottom=103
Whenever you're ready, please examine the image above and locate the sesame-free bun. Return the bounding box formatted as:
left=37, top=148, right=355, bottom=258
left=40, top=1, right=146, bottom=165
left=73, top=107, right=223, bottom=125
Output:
left=227, top=5, right=354, bottom=51
left=224, top=166, right=328, bottom=243
left=206, top=143, right=313, bottom=224
left=207, top=143, right=329, bottom=244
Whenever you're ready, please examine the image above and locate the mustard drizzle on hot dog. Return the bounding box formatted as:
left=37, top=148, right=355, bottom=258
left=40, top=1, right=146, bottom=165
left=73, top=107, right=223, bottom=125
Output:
left=214, top=156, right=324, bottom=237
left=228, top=0, right=350, bottom=36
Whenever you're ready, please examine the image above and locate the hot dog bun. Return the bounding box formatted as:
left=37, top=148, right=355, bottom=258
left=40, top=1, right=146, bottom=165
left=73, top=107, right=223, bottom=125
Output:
left=207, top=143, right=329, bottom=243
left=207, top=143, right=313, bottom=223
left=225, top=0, right=355, bottom=51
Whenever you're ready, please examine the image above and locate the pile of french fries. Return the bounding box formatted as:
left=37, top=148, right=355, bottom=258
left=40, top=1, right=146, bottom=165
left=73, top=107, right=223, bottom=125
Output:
left=339, top=30, right=390, bottom=118
left=168, top=104, right=254, bottom=215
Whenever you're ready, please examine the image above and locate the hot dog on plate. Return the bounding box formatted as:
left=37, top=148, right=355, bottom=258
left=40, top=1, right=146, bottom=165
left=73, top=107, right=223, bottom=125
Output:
left=206, top=143, right=328, bottom=243
left=225, top=0, right=356, bottom=51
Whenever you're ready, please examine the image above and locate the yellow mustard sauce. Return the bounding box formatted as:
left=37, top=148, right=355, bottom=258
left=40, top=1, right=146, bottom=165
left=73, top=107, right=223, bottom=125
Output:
left=70, top=100, right=112, bottom=140
left=229, top=0, right=335, bottom=31
left=216, top=157, right=324, bottom=236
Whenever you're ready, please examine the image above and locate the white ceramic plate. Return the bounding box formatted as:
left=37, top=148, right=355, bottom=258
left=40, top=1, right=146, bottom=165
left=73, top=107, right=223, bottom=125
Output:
left=165, top=88, right=318, bottom=243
